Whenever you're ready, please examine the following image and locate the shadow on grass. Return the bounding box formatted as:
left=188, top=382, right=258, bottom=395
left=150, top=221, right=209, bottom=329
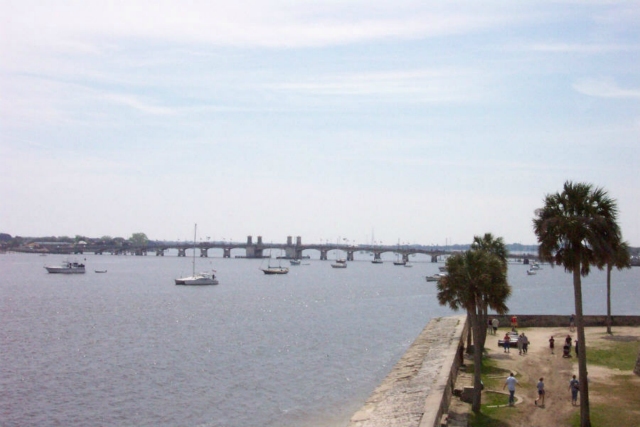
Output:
left=469, top=411, right=512, bottom=427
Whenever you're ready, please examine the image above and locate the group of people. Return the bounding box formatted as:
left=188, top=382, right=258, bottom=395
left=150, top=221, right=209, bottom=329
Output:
left=501, top=332, right=529, bottom=355
left=500, top=314, right=581, bottom=408
left=502, top=373, right=580, bottom=407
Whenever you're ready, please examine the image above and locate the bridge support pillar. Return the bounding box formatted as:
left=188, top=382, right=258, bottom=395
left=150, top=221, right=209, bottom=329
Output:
left=431, top=255, right=438, bottom=263
left=178, top=248, right=186, bottom=257
left=320, top=250, right=328, bottom=260
left=373, top=252, right=382, bottom=261
left=200, top=248, right=208, bottom=257
left=223, top=248, right=231, bottom=258
left=156, top=249, right=165, bottom=256
left=347, top=251, right=354, bottom=261
left=403, top=253, right=409, bottom=263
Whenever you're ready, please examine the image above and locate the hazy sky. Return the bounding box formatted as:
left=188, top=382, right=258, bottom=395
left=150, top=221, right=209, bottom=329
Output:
left=2, top=1, right=639, bottom=246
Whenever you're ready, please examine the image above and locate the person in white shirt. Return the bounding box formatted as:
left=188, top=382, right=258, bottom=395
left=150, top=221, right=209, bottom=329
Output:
left=503, top=372, right=518, bottom=406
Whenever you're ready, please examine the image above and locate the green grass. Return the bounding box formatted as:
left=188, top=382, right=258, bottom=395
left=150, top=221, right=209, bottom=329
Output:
left=586, top=340, right=639, bottom=371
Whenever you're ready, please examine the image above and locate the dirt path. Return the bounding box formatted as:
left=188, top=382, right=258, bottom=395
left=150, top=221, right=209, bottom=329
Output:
left=484, top=326, right=640, bottom=427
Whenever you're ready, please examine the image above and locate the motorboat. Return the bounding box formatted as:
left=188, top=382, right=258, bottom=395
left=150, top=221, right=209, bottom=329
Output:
left=393, top=260, right=407, bottom=266
left=439, top=266, right=447, bottom=272
left=526, top=269, right=537, bottom=275
left=426, top=273, right=447, bottom=282
left=95, top=270, right=107, bottom=273
left=289, top=259, right=301, bottom=266
left=45, top=260, right=85, bottom=274
left=331, top=259, right=347, bottom=268
left=371, top=259, right=383, bottom=264
left=175, top=224, right=219, bottom=285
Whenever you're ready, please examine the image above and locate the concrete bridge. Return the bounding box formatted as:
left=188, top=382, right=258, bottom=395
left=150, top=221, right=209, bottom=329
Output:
left=68, top=235, right=538, bottom=263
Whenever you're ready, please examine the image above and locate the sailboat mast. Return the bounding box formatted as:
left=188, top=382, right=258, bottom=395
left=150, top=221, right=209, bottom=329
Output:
left=192, top=223, right=197, bottom=275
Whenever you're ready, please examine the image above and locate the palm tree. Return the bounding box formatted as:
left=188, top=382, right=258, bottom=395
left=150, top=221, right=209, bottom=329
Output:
left=471, top=233, right=509, bottom=267
left=604, top=240, right=631, bottom=334
left=533, top=181, right=623, bottom=427
left=470, top=233, right=509, bottom=351
left=437, top=249, right=511, bottom=413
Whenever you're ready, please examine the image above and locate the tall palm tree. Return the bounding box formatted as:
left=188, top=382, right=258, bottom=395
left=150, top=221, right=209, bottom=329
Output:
left=470, top=233, right=509, bottom=351
left=471, top=233, right=509, bottom=267
left=437, top=249, right=511, bottom=413
left=533, top=181, right=622, bottom=427
left=604, top=240, right=631, bottom=334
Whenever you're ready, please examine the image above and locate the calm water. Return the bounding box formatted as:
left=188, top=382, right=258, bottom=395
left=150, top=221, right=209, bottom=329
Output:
left=1, top=252, right=638, bottom=427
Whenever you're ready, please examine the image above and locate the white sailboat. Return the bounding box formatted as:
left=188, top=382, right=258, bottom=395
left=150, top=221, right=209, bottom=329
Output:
left=175, top=224, right=219, bottom=285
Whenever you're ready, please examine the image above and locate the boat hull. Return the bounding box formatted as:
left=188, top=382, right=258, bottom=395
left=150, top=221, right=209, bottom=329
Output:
left=175, top=274, right=219, bottom=285
left=261, top=268, right=289, bottom=275
left=45, top=262, right=85, bottom=274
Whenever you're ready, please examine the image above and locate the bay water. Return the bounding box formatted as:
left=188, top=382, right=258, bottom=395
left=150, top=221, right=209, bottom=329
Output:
left=1, top=252, right=638, bottom=427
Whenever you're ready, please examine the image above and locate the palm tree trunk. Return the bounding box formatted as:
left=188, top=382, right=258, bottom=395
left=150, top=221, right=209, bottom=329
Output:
left=606, top=264, right=612, bottom=334
left=573, top=267, right=591, bottom=427
left=469, top=310, right=483, bottom=413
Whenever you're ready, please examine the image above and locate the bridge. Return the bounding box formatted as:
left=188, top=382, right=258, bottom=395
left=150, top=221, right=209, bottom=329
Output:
left=57, top=235, right=537, bottom=263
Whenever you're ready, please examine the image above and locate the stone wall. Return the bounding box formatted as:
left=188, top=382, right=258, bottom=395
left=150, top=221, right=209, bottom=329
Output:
left=489, top=315, right=640, bottom=329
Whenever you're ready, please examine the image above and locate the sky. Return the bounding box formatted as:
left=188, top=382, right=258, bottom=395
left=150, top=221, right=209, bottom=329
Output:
left=1, top=0, right=639, bottom=247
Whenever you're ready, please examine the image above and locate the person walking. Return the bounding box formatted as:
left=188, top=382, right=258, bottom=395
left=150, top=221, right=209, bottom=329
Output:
left=522, top=333, right=529, bottom=354
left=549, top=336, right=555, bottom=355
left=569, top=375, right=579, bottom=405
left=517, top=333, right=524, bottom=356
left=492, top=317, right=499, bottom=335
left=503, top=372, right=518, bottom=406
left=503, top=333, right=511, bottom=353
left=569, top=314, right=576, bottom=332
left=511, top=315, right=518, bottom=331
left=535, top=377, right=545, bottom=406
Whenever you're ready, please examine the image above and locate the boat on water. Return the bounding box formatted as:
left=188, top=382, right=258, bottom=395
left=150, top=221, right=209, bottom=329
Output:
left=439, top=266, right=447, bottom=272
left=175, top=224, right=219, bottom=285
left=331, top=259, right=347, bottom=268
left=261, top=266, right=290, bottom=275
left=371, top=258, right=383, bottom=264
left=45, top=260, right=86, bottom=274
left=393, top=260, right=406, bottom=266
left=425, top=273, right=447, bottom=282
left=404, top=263, right=413, bottom=268
left=526, top=269, right=537, bottom=276
left=261, top=250, right=289, bottom=275
left=289, top=259, right=301, bottom=266
left=95, top=270, right=107, bottom=273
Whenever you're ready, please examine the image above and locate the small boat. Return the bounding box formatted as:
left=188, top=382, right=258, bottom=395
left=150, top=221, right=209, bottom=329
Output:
left=439, top=266, right=447, bottom=272
left=393, top=260, right=406, bottom=266
left=94, top=270, right=107, bottom=273
left=331, top=259, right=347, bottom=268
left=261, top=250, right=289, bottom=274
left=371, top=259, right=383, bottom=264
left=261, top=266, right=290, bottom=275
left=404, top=263, right=413, bottom=268
left=526, top=269, right=537, bottom=275
left=289, top=259, right=301, bottom=266
left=175, top=224, right=219, bottom=285
left=45, top=260, right=85, bottom=274
left=176, top=271, right=219, bottom=285
left=426, top=273, right=447, bottom=282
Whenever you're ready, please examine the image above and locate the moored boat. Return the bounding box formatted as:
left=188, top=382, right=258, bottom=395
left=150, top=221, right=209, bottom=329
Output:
left=176, top=271, right=219, bottom=285
left=426, top=273, right=447, bottom=282
left=45, top=260, right=85, bottom=274
left=331, top=259, right=347, bottom=268
left=261, top=266, right=290, bottom=275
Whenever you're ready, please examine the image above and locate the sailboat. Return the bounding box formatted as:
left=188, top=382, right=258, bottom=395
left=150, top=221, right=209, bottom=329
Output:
left=331, top=243, right=347, bottom=268
left=175, top=224, right=219, bottom=285
left=261, top=250, right=289, bottom=275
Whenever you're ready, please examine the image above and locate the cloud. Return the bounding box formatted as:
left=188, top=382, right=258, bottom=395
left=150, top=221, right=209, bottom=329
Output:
left=573, top=78, right=640, bottom=99
left=530, top=43, right=639, bottom=54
